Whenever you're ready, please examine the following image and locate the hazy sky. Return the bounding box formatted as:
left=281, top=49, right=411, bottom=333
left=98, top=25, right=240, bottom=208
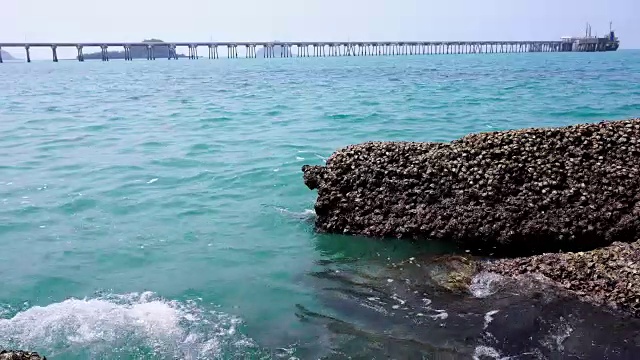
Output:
left=2, top=0, right=638, bottom=59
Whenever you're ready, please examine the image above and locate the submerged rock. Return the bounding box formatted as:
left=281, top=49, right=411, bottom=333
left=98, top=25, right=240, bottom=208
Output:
left=421, top=255, right=477, bottom=293
left=482, top=239, right=640, bottom=317
left=303, top=119, right=640, bottom=255
left=304, top=253, right=640, bottom=358
left=0, top=350, right=45, bottom=360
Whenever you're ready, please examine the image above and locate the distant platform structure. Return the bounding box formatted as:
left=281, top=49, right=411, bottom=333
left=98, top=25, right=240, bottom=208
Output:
left=560, top=22, right=620, bottom=52
left=0, top=24, right=620, bottom=63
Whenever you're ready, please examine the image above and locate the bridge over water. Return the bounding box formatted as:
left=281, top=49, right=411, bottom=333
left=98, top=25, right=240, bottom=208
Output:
left=0, top=40, right=610, bottom=63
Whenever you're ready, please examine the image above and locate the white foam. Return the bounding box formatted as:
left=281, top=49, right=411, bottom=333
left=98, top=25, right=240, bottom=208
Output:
left=0, top=292, right=254, bottom=359
left=147, top=178, right=158, bottom=184
left=541, top=317, right=574, bottom=352
left=469, top=272, right=503, bottom=298
left=275, top=207, right=316, bottom=221
left=484, top=310, right=499, bottom=330
left=430, top=312, right=448, bottom=321
left=472, top=345, right=509, bottom=359
left=390, top=294, right=406, bottom=305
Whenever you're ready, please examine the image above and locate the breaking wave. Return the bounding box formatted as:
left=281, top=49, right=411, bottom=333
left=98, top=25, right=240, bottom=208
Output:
left=0, top=292, right=258, bottom=359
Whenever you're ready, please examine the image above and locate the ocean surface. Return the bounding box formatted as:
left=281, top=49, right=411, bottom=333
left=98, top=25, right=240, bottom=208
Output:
left=1, top=51, right=640, bottom=359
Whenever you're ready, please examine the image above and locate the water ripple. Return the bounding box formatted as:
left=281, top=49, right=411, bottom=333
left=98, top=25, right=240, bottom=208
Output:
left=0, top=51, right=639, bottom=358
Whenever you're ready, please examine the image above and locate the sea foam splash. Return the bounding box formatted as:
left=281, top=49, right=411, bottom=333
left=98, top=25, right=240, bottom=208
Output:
left=469, top=272, right=503, bottom=298
left=273, top=206, right=316, bottom=222
left=0, top=292, right=257, bottom=359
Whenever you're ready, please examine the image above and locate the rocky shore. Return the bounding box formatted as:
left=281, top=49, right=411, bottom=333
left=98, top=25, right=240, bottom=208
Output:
left=0, top=351, right=45, bottom=360
left=302, top=118, right=640, bottom=317
left=482, top=239, right=640, bottom=317
left=303, top=119, right=640, bottom=255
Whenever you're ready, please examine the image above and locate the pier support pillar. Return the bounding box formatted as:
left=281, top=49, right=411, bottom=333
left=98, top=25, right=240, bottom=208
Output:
left=51, top=45, right=58, bottom=62
left=0, top=47, right=3, bottom=63
left=25, top=46, right=31, bottom=63
left=101, top=46, right=109, bottom=61
left=76, top=45, right=84, bottom=62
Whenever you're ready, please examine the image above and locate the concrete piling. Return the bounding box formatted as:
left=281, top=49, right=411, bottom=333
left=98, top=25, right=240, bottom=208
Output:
left=100, top=45, right=109, bottom=61
left=76, top=45, right=84, bottom=62
left=188, top=45, right=199, bottom=59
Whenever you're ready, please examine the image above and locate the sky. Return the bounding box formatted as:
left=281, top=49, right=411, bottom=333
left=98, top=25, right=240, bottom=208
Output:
left=1, top=0, right=638, bottom=59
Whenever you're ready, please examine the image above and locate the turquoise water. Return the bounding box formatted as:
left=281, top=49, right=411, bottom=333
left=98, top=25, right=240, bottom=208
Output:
left=1, top=51, right=639, bottom=359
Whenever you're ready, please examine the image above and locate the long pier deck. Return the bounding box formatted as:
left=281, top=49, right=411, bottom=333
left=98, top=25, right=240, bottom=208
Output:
left=0, top=40, right=613, bottom=63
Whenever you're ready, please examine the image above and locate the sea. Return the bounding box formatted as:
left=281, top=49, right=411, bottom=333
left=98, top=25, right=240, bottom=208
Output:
left=1, top=51, right=640, bottom=359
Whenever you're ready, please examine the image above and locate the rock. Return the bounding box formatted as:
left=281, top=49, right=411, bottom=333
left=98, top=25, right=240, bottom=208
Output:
left=0, top=350, right=46, bottom=360
left=390, top=254, right=478, bottom=293
left=481, top=239, right=640, bottom=317
left=301, top=165, right=326, bottom=190
left=302, top=119, right=640, bottom=255
left=427, top=255, right=477, bottom=293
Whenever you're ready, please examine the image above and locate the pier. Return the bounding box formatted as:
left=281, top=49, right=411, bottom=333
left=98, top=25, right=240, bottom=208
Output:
left=0, top=34, right=619, bottom=63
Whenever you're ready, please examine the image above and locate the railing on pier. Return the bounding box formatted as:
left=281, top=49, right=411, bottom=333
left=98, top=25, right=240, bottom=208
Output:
left=0, top=40, right=596, bottom=63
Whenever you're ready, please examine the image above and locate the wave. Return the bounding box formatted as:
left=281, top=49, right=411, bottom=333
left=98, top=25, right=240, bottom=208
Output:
left=0, top=292, right=257, bottom=359
left=273, top=206, right=316, bottom=222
